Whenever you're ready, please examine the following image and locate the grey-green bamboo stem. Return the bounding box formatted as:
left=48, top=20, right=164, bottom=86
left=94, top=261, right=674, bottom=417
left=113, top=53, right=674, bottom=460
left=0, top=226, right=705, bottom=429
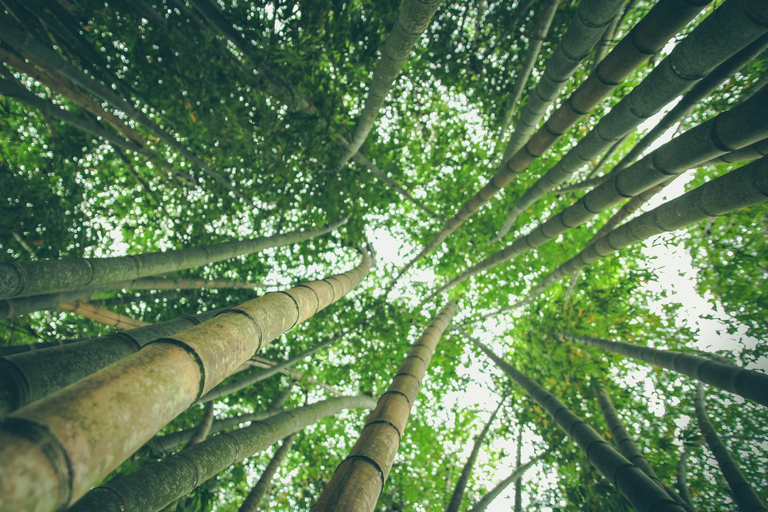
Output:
left=238, top=432, right=298, bottom=512
left=676, top=438, right=704, bottom=510
left=446, top=399, right=504, bottom=512
left=467, top=453, right=542, bottom=512
left=514, top=429, right=523, bottom=512
left=0, top=217, right=346, bottom=300
left=335, top=0, right=442, bottom=170
left=185, top=402, right=215, bottom=448
left=694, top=385, right=767, bottom=512
left=562, top=334, right=768, bottom=408
left=703, top=138, right=768, bottom=167
left=67, top=396, right=376, bottom=512
left=466, top=332, right=685, bottom=511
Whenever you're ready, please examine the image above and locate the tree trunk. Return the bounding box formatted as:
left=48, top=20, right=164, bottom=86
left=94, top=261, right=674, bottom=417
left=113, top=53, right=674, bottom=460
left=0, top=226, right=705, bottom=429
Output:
left=467, top=453, right=542, bottom=512
left=514, top=429, right=523, bottom=512
left=311, top=301, right=457, bottom=511
left=0, top=251, right=372, bottom=511
left=590, top=2, right=624, bottom=72
left=0, top=217, right=347, bottom=300
left=65, top=395, right=376, bottom=512
left=466, top=332, right=686, bottom=511
left=240, top=356, right=345, bottom=397
left=429, top=86, right=768, bottom=299
left=394, top=0, right=709, bottom=283
left=335, top=0, right=442, bottom=170
left=109, top=277, right=267, bottom=291
left=594, top=384, right=695, bottom=511
left=153, top=382, right=296, bottom=454
left=445, top=398, right=504, bottom=512
left=56, top=300, right=149, bottom=330
left=238, top=432, right=298, bottom=512
left=694, top=384, right=767, bottom=512
left=561, top=334, right=768, bottom=408
left=703, top=137, right=768, bottom=167
left=185, top=401, right=215, bottom=448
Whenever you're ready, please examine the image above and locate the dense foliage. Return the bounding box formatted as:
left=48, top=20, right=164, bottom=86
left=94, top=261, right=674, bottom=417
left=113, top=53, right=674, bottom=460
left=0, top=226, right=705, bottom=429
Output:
left=1, top=0, right=766, bottom=511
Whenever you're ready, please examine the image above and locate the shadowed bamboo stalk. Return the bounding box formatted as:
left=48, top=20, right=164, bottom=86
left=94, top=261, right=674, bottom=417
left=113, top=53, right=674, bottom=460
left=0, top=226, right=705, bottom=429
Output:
left=186, top=401, right=215, bottom=448
left=514, top=430, right=524, bottom=512
left=703, top=138, right=768, bottom=167
left=153, top=381, right=296, bottom=454
left=238, top=432, right=298, bottom=512
left=110, top=277, right=267, bottom=291
left=66, top=395, right=376, bottom=512
left=0, top=250, right=373, bottom=511
left=446, top=398, right=504, bottom=512
left=465, top=332, right=686, bottom=511
left=0, top=217, right=346, bottom=300
left=56, top=301, right=149, bottom=330
left=557, top=32, right=768, bottom=195
left=335, top=0, right=442, bottom=170
left=311, top=301, right=457, bottom=511
left=429, top=87, right=768, bottom=300
left=561, top=334, right=768, bottom=408
left=694, top=384, right=768, bottom=512
left=468, top=156, right=768, bottom=324
left=466, top=452, right=543, bottom=512
left=393, top=0, right=712, bottom=286
left=677, top=438, right=705, bottom=510
left=594, top=384, right=695, bottom=511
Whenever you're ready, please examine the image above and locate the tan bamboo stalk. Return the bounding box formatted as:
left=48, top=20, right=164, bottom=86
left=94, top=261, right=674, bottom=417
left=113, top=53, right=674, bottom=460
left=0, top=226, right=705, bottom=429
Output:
left=466, top=333, right=686, bottom=511
left=469, top=156, right=768, bottom=323
left=446, top=399, right=504, bottom=512
left=0, top=250, right=372, bottom=511
left=186, top=402, right=215, bottom=448
left=498, top=0, right=561, bottom=143
left=153, top=381, right=296, bottom=454
left=110, top=277, right=267, bottom=291
left=238, top=432, right=298, bottom=512
left=561, top=334, right=768, bottom=408
left=56, top=300, right=149, bottom=330
left=590, top=1, right=624, bottom=71
left=428, top=86, right=768, bottom=299
left=0, top=14, right=243, bottom=198
left=241, top=356, right=344, bottom=397
left=335, top=0, right=442, bottom=171
left=67, top=395, right=376, bottom=512
left=594, top=384, right=695, bottom=511
left=466, top=453, right=543, bottom=512
left=557, top=32, right=768, bottom=195
left=311, top=301, right=457, bottom=511
left=694, top=384, right=767, bottom=512
left=0, top=286, right=113, bottom=320
left=394, top=0, right=711, bottom=284
left=0, top=217, right=346, bottom=300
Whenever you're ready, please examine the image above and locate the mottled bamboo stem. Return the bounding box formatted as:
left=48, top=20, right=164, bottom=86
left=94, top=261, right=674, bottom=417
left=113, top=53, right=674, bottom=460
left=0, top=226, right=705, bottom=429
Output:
left=238, top=432, right=298, bottom=511
left=56, top=301, right=148, bottom=330
left=467, top=453, right=543, bottom=512
left=311, top=302, right=457, bottom=511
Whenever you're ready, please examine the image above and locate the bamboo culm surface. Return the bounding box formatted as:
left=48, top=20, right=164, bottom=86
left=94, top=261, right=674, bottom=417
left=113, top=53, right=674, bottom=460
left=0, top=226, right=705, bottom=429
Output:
left=0, top=251, right=372, bottom=512
left=311, top=301, right=457, bottom=511
left=68, top=396, right=377, bottom=512
left=238, top=432, right=298, bottom=512
left=466, top=453, right=543, bottom=512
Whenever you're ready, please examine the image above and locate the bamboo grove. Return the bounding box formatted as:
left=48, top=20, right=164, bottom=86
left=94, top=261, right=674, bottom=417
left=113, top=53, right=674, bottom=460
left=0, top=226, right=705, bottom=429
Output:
left=0, top=0, right=766, bottom=511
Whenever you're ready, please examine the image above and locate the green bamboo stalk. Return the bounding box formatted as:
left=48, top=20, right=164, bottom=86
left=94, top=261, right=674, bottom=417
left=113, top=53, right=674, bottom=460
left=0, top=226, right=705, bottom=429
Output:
left=429, top=86, right=768, bottom=299
left=238, top=432, right=298, bottom=512
left=185, top=401, right=215, bottom=448
left=594, top=384, right=695, bottom=511
left=311, top=302, right=457, bottom=511
left=335, top=0, right=442, bottom=170
left=110, top=277, right=267, bottom=291
left=0, top=217, right=346, bottom=300
left=153, top=381, right=295, bottom=454
left=466, top=332, right=686, bottom=511
left=66, top=395, right=376, bottom=512
left=694, top=385, right=767, bottom=512
left=56, top=300, right=149, bottom=330
left=394, top=0, right=710, bottom=284
left=703, top=138, right=768, bottom=166
left=0, top=251, right=373, bottom=511
left=676, top=438, right=704, bottom=510
left=446, top=399, right=504, bottom=512
left=561, top=334, right=768, bottom=408
left=466, top=453, right=543, bottom=512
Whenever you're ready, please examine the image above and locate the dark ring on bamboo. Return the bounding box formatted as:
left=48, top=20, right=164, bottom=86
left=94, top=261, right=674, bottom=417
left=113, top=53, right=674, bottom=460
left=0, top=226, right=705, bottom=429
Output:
left=366, top=419, right=403, bottom=440
left=710, top=118, right=735, bottom=153
left=276, top=291, right=302, bottom=330
left=219, top=308, right=265, bottom=351
left=344, top=454, right=386, bottom=489
left=544, top=121, right=564, bottom=137
left=382, top=389, right=411, bottom=406
left=175, top=452, right=203, bottom=488
left=321, top=278, right=337, bottom=303
left=296, top=284, right=321, bottom=315
left=626, top=93, right=653, bottom=120
left=221, top=431, right=242, bottom=466
left=741, top=0, right=768, bottom=26
left=667, top=56, right=704, bottom=81
left=629, top=26, right=657, bottom=56
left=153, top=337, right=207, bottom=401
left=568, top=96, right=591, bottom=116
left=395, top=370, right=422, bottom=386
left=578, top=9, right=614, bottom=29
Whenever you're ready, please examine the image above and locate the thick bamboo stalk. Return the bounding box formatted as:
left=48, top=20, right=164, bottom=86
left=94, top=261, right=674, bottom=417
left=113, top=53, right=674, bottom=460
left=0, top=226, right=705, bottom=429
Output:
left=429, top=86, right=768, bottom=299
left=703, top=138, right=768, bottom=166
left=0, top=286, right=113, bottom=320
left=395, top=0, right=710, bottom=283
left=446, top=399, right=504, bottom=512
left=311, top=301, right=457, bottom=511
left=66, top=395, right=376, bottom=512
left=472, top=156, right=768, bottom=322
left=694, top=385, right=767, bottom=512
left=110, top=277, right=267, bottom=291
left=238, top=432, right=298, bottom=512
left=56, top=301, right=149, bottom=330
left=562, top=334, right=768, bottom=408
left=153, top=382, right=295, bottom=454
left=466, top=453, right=542, bottom=512
left=498, top=0, right=560, bottom=141
left=0, top=251, right=372, bottom=511
left=0, top=217, right=346, bottom=300
left=594, top=385, right=695, bottom=511
left=335, top=0, right=442, bottom=170
left=467, top=333, right=686, bottom=511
